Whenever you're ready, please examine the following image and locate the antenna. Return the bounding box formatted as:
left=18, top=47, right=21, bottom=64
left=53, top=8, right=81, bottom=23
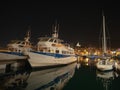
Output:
left=24, top=26, right=31, bottom=45
left=102, top=10, right=107, bottom=54
left=52, top=20, right=59, bottom=38
left=26, top=25, right=32, bottom=40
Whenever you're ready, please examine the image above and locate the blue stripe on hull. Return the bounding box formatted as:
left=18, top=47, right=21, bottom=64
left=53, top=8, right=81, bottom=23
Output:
left=1, top=52, right=25, bottom=56
left=31, top=51, right=74, bottom=58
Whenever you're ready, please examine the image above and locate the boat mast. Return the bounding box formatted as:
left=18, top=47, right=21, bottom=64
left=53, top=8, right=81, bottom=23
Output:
left=52, top=21, right=59, bottom=38
left=24, top=26, right=31, bottom=46
left=102, top=12, right=107, bottom=54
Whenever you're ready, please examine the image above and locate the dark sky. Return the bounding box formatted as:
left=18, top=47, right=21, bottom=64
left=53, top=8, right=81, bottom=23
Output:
left=0, top=1, right=120, bottom=48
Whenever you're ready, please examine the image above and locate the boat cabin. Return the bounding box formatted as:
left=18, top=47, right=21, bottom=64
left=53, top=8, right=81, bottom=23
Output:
left=37, top=37, right=74, bottom=55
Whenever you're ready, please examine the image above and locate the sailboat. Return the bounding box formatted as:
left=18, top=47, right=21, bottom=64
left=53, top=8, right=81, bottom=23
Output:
left=96, top=12, right=114, bottom=71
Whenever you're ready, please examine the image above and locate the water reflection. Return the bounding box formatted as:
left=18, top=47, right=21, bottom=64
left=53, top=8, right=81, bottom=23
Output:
left=1, top=57, right=120, bottom=90
left=25, top=62, right=78, bottom=90
left=0, top=61, right=79, bottom=90
left=0, top=60, right=31, bottom=90
left=96, top=70, right=117, bottom=90
left=78, top=56, right=98, bottom=67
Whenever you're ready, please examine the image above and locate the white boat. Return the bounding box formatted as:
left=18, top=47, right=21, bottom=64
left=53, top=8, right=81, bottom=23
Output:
left=0, top=32, right=31, bottom=70
left=0, top=40, right=31, bottom=62
left=0, top=31, right=31, bottom=61
left=7, top=24, right=77, bottom=68
left=96, top=12, right=114, bottom=71
left=28, top=23, right=77, bottom=67
left=0, top=51, right=28, bottom=61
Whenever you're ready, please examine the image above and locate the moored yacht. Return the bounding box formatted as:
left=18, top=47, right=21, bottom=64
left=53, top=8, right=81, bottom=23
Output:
left=6, top=24, right=77, bottom=68
left=0, top=43, right=28, bottom=61
left=27, top=23, right=77, bottom=67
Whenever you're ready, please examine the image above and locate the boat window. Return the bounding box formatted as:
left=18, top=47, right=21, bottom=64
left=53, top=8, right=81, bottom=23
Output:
left=48, top=50, right=50, bottom=52
left=40, top=50, right=43, bottom=52
left=54, top=39, right=57, bottom=43
left=56, top=50, right=59, bottom=53
left=21, top=42, right=25, bottom=44
left=62, top=51, right=67, bottom=54
left=17, top=41, right=21, bottom=44
left=49, top=38, right=54, bottom=42
left=102, top=60, right=106, bottom=65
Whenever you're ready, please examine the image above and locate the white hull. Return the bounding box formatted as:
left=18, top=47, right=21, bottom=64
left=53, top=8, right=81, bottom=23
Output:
left=0, top=52, right=27, bottom=61
left=28, top=52, right=77, bottom=67
left=96, top=60, right=114, bottom=71
left=96, top=64, right=113, bottom=71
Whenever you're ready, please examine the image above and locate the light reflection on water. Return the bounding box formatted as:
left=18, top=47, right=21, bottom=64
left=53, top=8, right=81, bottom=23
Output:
left=0, top=58, right=120, bottom=90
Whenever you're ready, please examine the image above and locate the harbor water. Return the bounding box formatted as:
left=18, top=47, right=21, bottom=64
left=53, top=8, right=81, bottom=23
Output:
left=0, top=58, right=120, bottom=90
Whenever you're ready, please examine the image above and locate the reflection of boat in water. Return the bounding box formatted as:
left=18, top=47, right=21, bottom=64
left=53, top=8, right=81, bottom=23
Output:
left=0, top=60, right=31, bottom=90
left=0, top=71, right=30, bottom=90
left=25, top=62, right=77, bottom=90
left=96, top=70, right=116, bottom=90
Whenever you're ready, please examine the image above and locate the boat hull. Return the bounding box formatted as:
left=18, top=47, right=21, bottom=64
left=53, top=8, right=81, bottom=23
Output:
left=0, top=52, right=28, bottom=61
left=96, top=61, right=114, bottom=71
left=28, top=52, right=77, bottom=68
left=96, top=64, right=113, bottom=71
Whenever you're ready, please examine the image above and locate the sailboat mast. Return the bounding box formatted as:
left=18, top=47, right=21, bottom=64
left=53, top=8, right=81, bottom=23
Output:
left=102, top=12, right=107, bottom=54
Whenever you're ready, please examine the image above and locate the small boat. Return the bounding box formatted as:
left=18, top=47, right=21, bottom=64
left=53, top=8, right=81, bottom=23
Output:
left=0, top=46, right=28, bottom=61
left=96, top=58, right=114, bottom=71
left=0, top=31, right=31, bottom=71
left=0, top=27, right=31, bottom=61
left=96, top=12, right=114, bottom=71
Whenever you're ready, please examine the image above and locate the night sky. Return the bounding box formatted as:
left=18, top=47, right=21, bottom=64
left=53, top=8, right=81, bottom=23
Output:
left=0, top=1, right=120, bottom=48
